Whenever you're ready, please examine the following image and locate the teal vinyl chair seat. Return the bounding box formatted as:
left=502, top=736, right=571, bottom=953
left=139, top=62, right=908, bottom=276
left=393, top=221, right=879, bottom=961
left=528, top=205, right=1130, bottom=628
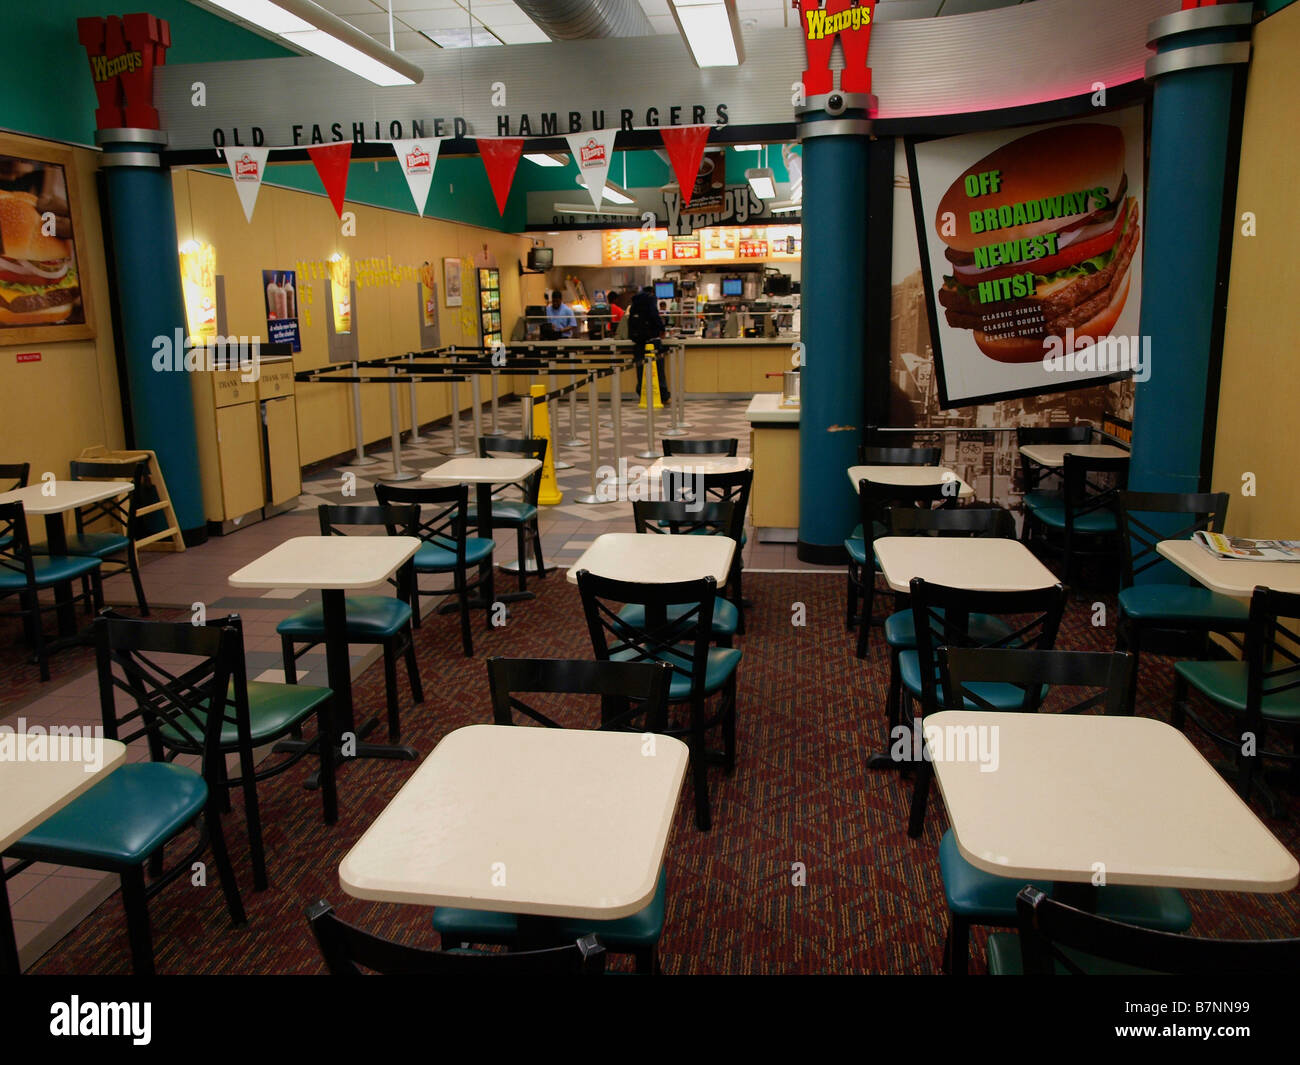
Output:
left=1028, top=506, right=1117, bottom=534
left=941, top=830, right=1191, bottom=930
left=898, top=651, right=1045, bottom=711
left=618, top=599, right=740, bottom=638
left=158, top=680, right=333, bottom=748
left=611, top=645, right=741, bottom=700
left=0, top=553, right=100, bottom=590
left=14, top=763, right=207, bottom=866
left=276, top=595, right=411, bottom=640
left=883, top=610, right=1012, bottom=650
left=1022, top=490, right=1063, bottom=512
left=32, top=531, right=130, bottom=558
left=845, top=538, right=868, bottom=566
left=1118, top=584, right=1249, bottom=625
left=849, top=521, right=888, bottom=544
left=414, top=537, right=494, bottom=571
left=985, top=931, right=1156, bottom=975
left=433, top=866, right=667, bottom=950
left=1175, top=660, right=1300, bottom=722
left=465, top=501, right=538, bottom=525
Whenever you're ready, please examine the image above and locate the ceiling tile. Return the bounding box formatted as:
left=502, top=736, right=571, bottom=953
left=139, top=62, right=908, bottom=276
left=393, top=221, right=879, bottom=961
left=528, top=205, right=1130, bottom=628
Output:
left=400, top=7, right=479, bottom=30
left=490, top=22, right=552, bottom=43
left=336, top=11, right=406, bottom=32
left=312, top=0, right=384, bottom=15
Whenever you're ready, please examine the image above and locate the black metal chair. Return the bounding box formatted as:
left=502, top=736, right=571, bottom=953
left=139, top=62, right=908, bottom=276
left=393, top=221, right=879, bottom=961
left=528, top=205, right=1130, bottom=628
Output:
left=903, top=579, right=1069, bottom=837
left=0, top=502, right=102, bottom=681
left=931, top=647, right=1192, bottom=975
left=278, top=505, right=423, bottom=742
left=0, top=462, right=28, bottom=491
left=374, top=482, right=494, bottom=657
left=1116, top=491, right=1248, bottom=712
left=308, top=901, right=606, bottom=975
left=1173, top=586, right=1300, bottom=814
left=857, top=444, right=942, bottom=467
left=1024, top=454, right=1130, bottom=590
left=1016, top=425, right=1094, bottom=544
left=578, top=570, right=741, bottom=832
left=988, top=886, right=1300, bottom=975
left=662, top=437, right=739, bottom=458
left=431, top=657, right=673, bottom=974
left=474, top=435, right=548, bottom=592
left=3, top=615, right=248, bottom=974
left=34, top=458, right=149, bottom=616
left=659, top=467, right=752, bottom=634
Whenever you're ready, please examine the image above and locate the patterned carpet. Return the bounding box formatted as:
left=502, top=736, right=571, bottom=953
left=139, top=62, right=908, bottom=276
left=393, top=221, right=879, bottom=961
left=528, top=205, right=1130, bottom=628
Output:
left=24, top=572, right=1300, bottom=975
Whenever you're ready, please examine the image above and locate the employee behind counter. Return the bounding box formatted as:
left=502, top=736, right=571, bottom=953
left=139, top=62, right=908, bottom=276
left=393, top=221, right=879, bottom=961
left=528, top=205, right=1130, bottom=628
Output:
left=542, top=289, right=577, bottom=338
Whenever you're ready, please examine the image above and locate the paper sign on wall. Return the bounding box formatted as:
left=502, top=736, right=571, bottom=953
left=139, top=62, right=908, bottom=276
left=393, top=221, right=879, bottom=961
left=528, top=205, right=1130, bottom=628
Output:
left=390, top=138, right=442, bottom=217
left=566, top=130, right=618, bottom=209
left=223, top=146, right=269, bottom=223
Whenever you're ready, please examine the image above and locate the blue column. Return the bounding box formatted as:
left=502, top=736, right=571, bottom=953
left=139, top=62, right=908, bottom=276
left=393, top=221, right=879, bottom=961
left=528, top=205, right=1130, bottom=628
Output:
left=1129, top=4, right=1253, bottom=496
left=97, top=130, right=206, bottom=537
left=797, top=103, right=871, bottom=563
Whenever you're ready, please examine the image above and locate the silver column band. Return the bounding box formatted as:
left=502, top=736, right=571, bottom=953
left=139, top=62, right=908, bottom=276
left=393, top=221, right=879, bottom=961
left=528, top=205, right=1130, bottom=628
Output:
left=1147, top=3, right=1253, bottom=45
left=1145, top=41, right=1251, bottom=81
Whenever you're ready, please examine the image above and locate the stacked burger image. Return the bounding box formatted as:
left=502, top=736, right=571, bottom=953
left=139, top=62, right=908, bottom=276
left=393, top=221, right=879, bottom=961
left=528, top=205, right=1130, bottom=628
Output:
left=0, top=166, right=80, bottom=327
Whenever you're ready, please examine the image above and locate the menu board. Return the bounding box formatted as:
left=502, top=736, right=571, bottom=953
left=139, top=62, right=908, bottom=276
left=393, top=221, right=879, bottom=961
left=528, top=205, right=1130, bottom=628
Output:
left=478, top=267, right=502, bottom=349
left=604, top=225, right=800, bottom=266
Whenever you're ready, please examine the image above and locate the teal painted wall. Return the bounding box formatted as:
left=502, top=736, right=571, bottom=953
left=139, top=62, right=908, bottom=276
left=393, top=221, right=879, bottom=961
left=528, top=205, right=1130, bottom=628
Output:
left=0, top=1, right=291, bottom=147
left=1261, top=1, right=1299, bottom=15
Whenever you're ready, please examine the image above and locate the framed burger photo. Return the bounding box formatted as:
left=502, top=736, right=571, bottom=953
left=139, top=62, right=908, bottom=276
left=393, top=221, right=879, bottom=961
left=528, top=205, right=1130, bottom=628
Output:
left=0, top=135, right=94, bottom=344
left=906, top=108, right=1145, bottom=409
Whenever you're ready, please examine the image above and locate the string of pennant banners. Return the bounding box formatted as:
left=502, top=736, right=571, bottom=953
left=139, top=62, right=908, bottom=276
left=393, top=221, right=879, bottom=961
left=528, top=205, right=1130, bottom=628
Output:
left=219, top=124, right=714, bottom=224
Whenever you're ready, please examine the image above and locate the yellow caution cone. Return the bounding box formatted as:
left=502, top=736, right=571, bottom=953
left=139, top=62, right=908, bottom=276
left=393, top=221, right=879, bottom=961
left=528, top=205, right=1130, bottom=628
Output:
left=531, top=383, right=563, bottom=505
left=637, top=343, right=664, bottom=410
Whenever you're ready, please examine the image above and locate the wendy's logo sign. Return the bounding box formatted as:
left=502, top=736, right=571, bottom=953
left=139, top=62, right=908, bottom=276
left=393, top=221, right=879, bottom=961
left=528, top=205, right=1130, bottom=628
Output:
left=77, top=13, right=170, bottom=131
left=234, top=153, right=260, bottom=180
left=579, top=138, right=607, bottom=166
left=405, top=146, right=431, bottom=173
left=799, top=0, right=875, bottom=97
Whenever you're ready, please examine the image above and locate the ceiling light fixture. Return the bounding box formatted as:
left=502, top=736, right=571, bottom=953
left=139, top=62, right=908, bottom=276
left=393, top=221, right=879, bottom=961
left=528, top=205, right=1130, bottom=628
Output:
left=200, top=0, right=422, bottom=85
left=745, top=167, right=776, bottom=200
left=668, top=0, right=744, bottom=68
left=553, top=202, right=641, bottom=218
left=768, top=200, right=801, bottom=214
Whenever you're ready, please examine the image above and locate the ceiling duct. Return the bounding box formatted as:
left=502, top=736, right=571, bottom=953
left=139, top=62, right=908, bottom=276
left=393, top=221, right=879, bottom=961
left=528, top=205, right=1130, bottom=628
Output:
left=512, top=0, right=655, bottom=40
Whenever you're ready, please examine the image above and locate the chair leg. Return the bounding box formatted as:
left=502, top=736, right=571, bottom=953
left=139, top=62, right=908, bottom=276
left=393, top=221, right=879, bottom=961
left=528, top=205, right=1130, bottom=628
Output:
left=457, top=567, right=474, bottom=657
left=907, top=758, right=932, bottom=839
left=531, top=521, right=547, bottom=579
left=634, top=945, right=658, bottom=975
left=1126, top=624, right=1142, bottom=716
left=515, top=526, right=528, bottom=593
left=23, top=590, right=49, bottom=682
left=722, top=676, right=738, bottom=775
left=409, top=577, right=422, bottom=629
left=316, top=697, right=338, bottom=825
left=404, top=630, right=424, bottom=705
left=1171, top=671, right=1189, bottom=730
left=205, top=801, right=247, bottom=927
left=280, top=636, right=297, bottom=684
left=382, top=638, right=401, bottom=742
left=82, top=575, right=93, bottom=617
left=123, top=544, right=148, bottom=616
left=235, top=742, right=267, bottom=892
left=90, top=569, right=104, bottom=612
left=119, top=866, right=156, bottom=975
left=733, top=563, right=746, bottom=636
left=886, top=649, right=902, bottom=735
left=846, top=569, right=858, bottom=631
left=945, top=916, right=971, bottom=976
left=855, top=598, right=871, bottom=659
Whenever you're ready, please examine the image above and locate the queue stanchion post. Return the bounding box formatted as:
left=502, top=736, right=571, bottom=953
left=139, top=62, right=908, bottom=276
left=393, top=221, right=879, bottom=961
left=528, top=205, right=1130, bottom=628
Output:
left=490, top=365, right=501, bottom=434
left=635, top=345, right=662, bottom=460
left=385, top=365, right=418, bottom=481
left=407, top=354, right=422, bottom=443
left=563, top=364, right=583, bottom=448
left=675, top=345, right=692, bottom=429
left=470, top=371, right=484, bottom=444
left=349, top=374, right=378, bottom=466
left=445, top=378, right=472, bottom=456
left=609, top=357, right=626, bottom=485
left=572, top=369, right=610, bottom=505
left=549, top=369, right=573, bottom=469
left=662, top=343, right=687, bottom=437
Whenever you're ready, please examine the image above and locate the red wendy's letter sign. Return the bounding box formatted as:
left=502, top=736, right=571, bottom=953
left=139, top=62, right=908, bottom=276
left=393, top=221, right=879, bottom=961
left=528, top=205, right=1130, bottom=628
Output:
left=77, top=13, right=171, bottom=131
left=800, top=0, right=876, bottom=97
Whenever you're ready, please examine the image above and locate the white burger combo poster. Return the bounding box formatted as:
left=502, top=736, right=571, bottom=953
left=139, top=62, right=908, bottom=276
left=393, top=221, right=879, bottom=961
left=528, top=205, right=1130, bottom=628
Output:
left=906, top=107, right=1145, bottom=408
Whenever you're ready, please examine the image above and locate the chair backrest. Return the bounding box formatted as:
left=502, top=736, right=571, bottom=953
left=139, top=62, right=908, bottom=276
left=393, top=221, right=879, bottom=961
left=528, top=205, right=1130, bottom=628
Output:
left=0, top=502, right=38, bottom=587
left=486, top=656, right=672, bottom=731
left=662, top=437, right=739, bottom=458
left=0, top=462, right=29, bottom=491
left=68, top=459, right=145, bottom=539
left=307, top=900, right=606, bottom=975
left=1116, top=490, right=1230, bottom=588
left=577, top=570, right=717, bottom=706
left=858, top=445, right=941, bottom=467
left=858, top=478, right=956, bottom=555
left=660, top=469, right=751, bottom=545
left=632, top=499, right=735, bottom=538
left=1061, top=454, right=1130, bottom=529
left=317, top=503, right=420, bottom=598
left=939, top=648, right=1136, bottom=716
left=1243, top=586, right=1300, bottom=728
left=476, top=435, right=547, bottom=505
left=1016, top=425, right=1093, bottom=493
left=1014, top=886, right=1300, bottom=975
left=93, top=611, right=245, bottom=768
left=909, top=578, right=1068, bottom=713
left=373, top=483, right=472, bottom=564
left=888, top=506, right=1015, bottom=539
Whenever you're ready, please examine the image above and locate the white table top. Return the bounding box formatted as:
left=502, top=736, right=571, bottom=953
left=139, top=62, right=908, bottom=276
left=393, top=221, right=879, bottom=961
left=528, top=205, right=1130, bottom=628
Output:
left=1018, top=443, right=1130, bottom=467
left=1157, top=538, right=1300, bottom=598
left=745, top=393, right=799, bottom=424
left=421, top=457, right=541, bottom=484
left=339, top=724, right=689, bottom=917
left=229, top=535, right=421, bottom=590
left=925, top=711, right=1299, bottom=891
left=648, top=456, right=752, bottom=477
left=566, top=532, right=736, bottom=585
left=873, top=536, right=1059, bottom=594
left=1, top=736, right=128, bottom=852
left=0, top=481, right=133, bottom=517
left=847, top=465, right=975, bottom=499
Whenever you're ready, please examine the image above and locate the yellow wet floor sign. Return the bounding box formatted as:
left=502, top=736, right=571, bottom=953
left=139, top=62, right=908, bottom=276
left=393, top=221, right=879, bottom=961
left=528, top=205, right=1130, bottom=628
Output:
left=531, top=383, right=563, bottom=505
left=638, top=344, right=664, bottom=410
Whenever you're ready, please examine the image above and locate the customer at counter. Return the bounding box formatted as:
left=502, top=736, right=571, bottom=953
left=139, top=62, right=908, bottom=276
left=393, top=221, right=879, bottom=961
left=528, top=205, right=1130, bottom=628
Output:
left=629, top=284, right=670, bottom=402
left=543, top=289, right=577, bottom=338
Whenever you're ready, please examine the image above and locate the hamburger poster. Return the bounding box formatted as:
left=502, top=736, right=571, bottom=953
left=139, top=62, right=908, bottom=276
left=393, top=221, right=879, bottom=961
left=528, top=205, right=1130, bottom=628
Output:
left=907, top=110, right=1144, bottom=408
left=0, top=145, right=91, bottom=342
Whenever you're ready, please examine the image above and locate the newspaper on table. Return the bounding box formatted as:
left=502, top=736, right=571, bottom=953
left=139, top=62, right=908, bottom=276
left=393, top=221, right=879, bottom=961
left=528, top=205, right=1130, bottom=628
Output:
left=1193, top=531, right=1300, bottom=562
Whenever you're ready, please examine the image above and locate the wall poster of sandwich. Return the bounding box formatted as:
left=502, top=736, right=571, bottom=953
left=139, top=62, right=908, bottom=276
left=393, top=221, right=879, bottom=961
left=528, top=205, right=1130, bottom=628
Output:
left=0, top=137, right=93, bottom=343
left=906, top=108, right=1145, bottom=409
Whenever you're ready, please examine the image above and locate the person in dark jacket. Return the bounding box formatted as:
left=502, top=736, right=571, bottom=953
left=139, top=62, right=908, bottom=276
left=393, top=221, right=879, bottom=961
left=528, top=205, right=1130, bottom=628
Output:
left=627, top=285, right=670, bottom=402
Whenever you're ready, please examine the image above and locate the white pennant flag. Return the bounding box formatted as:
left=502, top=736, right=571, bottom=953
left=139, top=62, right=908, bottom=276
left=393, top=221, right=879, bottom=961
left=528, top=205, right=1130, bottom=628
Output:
left=390, top=138, right=442, bottom=217
left=567, top=129, right=618, bottom=209
left=222, top=146, right=270, bottom=223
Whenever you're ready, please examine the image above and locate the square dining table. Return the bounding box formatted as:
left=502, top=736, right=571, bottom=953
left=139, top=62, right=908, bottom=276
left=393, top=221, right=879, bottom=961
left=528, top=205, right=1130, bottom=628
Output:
left=565, top=532, right=735, bottom=586
left=1157, top=538, right=1300, bottom=598
left=847, top=465, right=975, bottom=500
left=873, top=535, right=1059, bottom=595
left=340, top=724, right=689, bottom=946
left=1, top=734, right=127, bottom=973
left=1018, top=443, right=1131, bottom=468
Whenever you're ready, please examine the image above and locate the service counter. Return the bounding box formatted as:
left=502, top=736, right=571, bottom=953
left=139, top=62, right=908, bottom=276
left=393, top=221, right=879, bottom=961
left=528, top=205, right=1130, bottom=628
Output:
left=745, top=393, right=800, bottom=542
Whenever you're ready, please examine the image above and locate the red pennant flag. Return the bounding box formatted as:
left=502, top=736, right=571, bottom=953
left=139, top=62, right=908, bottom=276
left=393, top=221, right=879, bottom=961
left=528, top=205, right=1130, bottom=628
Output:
left=308, top=142, right=352, bottom=218
left=661, top=125, right=712, bottom=208
left=477, top=138, right=524, bottom=216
